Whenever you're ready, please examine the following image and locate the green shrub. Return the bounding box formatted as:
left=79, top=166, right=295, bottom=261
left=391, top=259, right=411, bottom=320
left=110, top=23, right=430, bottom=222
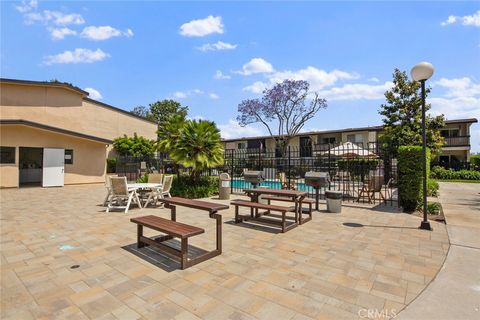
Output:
left=171, top=175, right=219, bottom=199
left=427, top=179, right=439, bottom=197
left=470, top=154, right=480, bottom=170
left=106, top=157, right=117, bottom=173
left=430, top=166, right=480, bottom=180
left=136, top=174, right=148, bottom=183
left=427, top=202, right=442, bottom=215
left=398, top=146, right=430, bottom=212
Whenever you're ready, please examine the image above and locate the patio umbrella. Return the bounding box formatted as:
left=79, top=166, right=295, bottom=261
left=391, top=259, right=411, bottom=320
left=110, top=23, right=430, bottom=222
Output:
left=324, top=141, right=376, bottom=158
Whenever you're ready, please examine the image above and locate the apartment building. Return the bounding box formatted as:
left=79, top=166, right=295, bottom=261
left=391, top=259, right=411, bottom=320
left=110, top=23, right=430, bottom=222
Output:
left=223, top=118, right=478, bottom=166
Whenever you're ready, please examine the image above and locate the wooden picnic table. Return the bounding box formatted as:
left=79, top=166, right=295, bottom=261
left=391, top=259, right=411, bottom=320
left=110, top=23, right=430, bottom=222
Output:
left=159, top=197, right=229, bottom=268
left=243, top=188, right=311, bottom=225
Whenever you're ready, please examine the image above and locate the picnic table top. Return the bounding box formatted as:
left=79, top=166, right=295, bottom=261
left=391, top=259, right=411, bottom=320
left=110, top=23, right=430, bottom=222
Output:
left=161, top=197, right=229, bottom=213
left=243, top=187, right=307, bottom=197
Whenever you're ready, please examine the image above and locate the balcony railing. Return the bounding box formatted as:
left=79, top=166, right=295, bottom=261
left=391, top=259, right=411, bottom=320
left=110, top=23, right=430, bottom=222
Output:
left=443, top=136, right=470, bottom=147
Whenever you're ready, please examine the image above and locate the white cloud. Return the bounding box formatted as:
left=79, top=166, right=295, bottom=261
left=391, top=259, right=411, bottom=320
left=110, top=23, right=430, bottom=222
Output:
left=172, top=89, right=204, bottom=99
left=197, top=41, right=237, bottom=52
left=84, top=87, right=103, bottom=100
left=243, top=81, right=269, bottom=94
left=49, top=27, right=76, bottom=40
left=173, top=91, right=188, bottom=99
left=209, top=93, right=219, bottom=99
left=179, top=15, right=224, bottom=37
left=441, top=10, right=480, bottom=27
left=80, top=26, right=133, bottom=41
left=268, top=67, right=360, bottom=91
left=25, top=10, right=85, bottom=26
left=429, top=96, right=480, bottom=120
left=15, top=0, right=37, bottom=13
left=236, top=58, right=274, bottom=76
left=214, top=70, right=231, bottom=80
left=218, top=120, right=263, bottom=139
left=369, top=77, right=380, bottom=82
left=433, top=77, right=480, bottom=98
left=318, top=82, right=393, bottom=101
left=43, top=48, right=110, bottom=65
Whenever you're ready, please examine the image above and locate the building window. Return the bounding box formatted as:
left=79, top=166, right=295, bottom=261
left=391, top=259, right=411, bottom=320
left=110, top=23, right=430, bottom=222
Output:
left=347, top=134, right=364, bottom=144
left=321, top=137, right=336, bottom=144
left=0, top=147, right=15, bottom=164
left=237, top=143, right=245, bottom=149
left=441, top=129, right=460, bottom=137
left=65, top=149, right=73, bottom=164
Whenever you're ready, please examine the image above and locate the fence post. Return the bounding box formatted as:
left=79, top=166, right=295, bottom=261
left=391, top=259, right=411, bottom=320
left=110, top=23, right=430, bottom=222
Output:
left=230, top=149, right=234, bottom=194
left=288, top=146, right=291, bottom=189
left=328, top=143, right=331, bottom=190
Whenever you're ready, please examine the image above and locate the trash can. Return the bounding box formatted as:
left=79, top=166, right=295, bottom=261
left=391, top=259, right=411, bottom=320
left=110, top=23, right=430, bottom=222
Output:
left=219, top=173, right=231, bottom=200
left=325, top=190, right=342, bottom=213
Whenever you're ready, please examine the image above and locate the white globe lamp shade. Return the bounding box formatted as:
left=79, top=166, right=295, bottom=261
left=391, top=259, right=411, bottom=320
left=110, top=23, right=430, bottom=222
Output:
left=411, top=62, right=434, bottom=82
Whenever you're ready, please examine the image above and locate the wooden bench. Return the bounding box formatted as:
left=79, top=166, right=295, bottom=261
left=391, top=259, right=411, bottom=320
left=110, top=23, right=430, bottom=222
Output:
left=130, top=215, right=205, bottom=269
left=231, top=200, right=296, bottom=233
left=131, top=197, right=229, bottom=270
left=262, top=195, right=314, bottom=224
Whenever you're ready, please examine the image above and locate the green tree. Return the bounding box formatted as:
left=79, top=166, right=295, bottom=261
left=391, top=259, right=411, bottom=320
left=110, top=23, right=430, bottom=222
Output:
left=113, top=133, right=157, bottom=157
left=130, top=106, right=150, bottom=118
left=169, top=120, right=224, bottom=181
left=379, top=69, right=445, bottom=158
left=157, top=115, right=186, bottom=154
left=130, top=99, right=188, bottom=124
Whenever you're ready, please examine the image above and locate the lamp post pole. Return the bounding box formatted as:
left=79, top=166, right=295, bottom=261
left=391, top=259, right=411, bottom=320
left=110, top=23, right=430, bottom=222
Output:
left=411, top=61, right=434, bottom=231
left=419, top=79, right=431, bottom=231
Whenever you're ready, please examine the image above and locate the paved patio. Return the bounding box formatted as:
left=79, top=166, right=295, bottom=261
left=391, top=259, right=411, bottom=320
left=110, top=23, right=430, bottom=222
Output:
left=1, top=185, right=449, bottom=319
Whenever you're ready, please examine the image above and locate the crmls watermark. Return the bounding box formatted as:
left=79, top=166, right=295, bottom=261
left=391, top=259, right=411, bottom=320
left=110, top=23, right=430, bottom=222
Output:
left=358, top=308, right=398, bottom=319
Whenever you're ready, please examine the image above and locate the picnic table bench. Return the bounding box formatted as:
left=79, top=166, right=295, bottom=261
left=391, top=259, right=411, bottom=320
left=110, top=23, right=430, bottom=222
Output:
left=130, top=197, right=229, bottom=270
left=231, top=199, right=297, bottom=233
left=262, top=195, right=314, bottom=215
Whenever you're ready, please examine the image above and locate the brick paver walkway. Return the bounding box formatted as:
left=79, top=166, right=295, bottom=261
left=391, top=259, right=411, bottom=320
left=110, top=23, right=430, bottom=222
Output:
left=1, top=185, right=449, bottom=319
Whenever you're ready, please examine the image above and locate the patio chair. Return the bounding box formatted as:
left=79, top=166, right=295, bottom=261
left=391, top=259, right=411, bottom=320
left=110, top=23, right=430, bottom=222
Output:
left=106, top=176, right=142, bottom=213
left=382, top=177, right=394, bottom=200
left=103, top=174, right=117, bottom=206
left=357, top=175, right=385, bottom=203
left=148, top=173, right=163, bottom=184
left=144, top=175, right=173, bottom=207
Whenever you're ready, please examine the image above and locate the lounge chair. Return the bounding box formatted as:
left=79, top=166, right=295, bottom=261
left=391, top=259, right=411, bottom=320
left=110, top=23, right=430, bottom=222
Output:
left=278, top=172, right=296, bottom=190
left=106, top=176, right=142, bottom=213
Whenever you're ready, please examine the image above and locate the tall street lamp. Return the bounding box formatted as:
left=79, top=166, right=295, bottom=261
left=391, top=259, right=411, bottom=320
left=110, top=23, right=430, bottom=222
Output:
left=411, top=61, right=434, bottom=231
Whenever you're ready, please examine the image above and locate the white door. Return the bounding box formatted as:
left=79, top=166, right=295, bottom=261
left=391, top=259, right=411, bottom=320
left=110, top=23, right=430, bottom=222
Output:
left=42, top=148, right=65, bottom=187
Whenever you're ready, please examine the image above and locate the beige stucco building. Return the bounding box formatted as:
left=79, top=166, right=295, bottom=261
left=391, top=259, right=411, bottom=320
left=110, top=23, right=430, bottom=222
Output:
left=0, top=78, right=158, bottom=188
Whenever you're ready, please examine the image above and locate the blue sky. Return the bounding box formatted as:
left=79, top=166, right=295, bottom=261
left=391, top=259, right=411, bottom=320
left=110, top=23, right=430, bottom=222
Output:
left=2, top=1, right=479, bottom=151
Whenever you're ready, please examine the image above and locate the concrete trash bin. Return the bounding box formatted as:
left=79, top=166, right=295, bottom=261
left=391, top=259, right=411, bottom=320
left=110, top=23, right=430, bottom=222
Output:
left=325, top=190, right=342, bottom=213
left=219, top=173, right=231, bottom=200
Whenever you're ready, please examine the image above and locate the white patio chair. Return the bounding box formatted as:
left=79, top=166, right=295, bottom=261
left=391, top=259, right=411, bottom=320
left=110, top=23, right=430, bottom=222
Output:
left=148, top=173, right=163, bottom=184
left=103, top=174, right=117, bottom=206
left=106, top=176, right=142, bottom=213
left=144, top=175, right=173, bottom=208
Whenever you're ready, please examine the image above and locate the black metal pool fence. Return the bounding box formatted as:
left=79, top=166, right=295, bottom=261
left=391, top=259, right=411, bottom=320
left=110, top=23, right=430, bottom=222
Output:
left=116, top=142, right=398, bottom=206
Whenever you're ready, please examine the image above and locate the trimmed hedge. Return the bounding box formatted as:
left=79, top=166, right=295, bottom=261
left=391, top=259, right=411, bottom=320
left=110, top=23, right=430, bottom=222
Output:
left=171, top=175, right=219, bottom=199
left=471, top=154, right=480, bottom=170
left=398, top=146, right=430, bottom=212
left=430, top=166, right=480, bottom=180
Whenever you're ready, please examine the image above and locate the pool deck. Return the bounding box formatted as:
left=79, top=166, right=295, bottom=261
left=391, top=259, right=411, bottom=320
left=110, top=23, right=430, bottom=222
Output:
left=1, top=184, right=448, bottom=319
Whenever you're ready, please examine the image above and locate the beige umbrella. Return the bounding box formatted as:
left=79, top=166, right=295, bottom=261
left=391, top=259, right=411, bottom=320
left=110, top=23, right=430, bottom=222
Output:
left=324, top=142, right=376, bottom=157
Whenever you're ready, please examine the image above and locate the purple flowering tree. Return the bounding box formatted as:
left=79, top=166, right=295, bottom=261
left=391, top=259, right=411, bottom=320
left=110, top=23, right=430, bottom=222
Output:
left=237, top=79, right=327, bottom=155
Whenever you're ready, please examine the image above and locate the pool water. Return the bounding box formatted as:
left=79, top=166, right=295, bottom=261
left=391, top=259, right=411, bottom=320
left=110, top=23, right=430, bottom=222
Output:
left=231, top=179, right=315, bottom=193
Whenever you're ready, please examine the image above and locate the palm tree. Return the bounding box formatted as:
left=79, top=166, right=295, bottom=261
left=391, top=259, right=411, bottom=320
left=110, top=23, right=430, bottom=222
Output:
left=169, top=120, right=224, bottom=182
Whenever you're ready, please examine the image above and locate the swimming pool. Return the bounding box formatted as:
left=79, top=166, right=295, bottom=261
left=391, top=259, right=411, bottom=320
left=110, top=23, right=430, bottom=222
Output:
left=231, top=179, right=315, bottom=193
